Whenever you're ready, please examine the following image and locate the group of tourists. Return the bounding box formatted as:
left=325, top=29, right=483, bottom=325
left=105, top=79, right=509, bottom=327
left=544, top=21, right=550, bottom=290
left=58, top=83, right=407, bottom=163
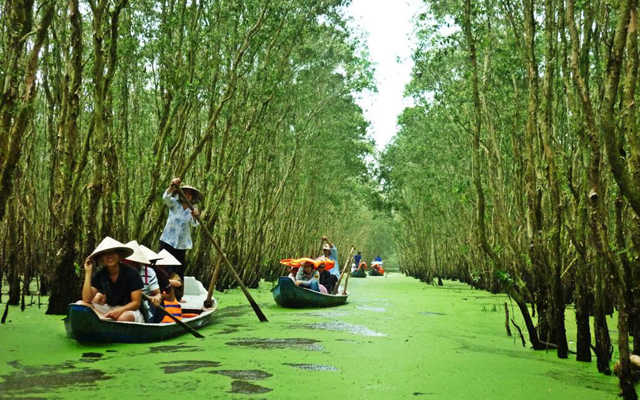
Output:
left=283, top=236, right=341, bottom=294
left=77, top=178, right=202, bottom=323
left=351, top=252, right=384, bottom=274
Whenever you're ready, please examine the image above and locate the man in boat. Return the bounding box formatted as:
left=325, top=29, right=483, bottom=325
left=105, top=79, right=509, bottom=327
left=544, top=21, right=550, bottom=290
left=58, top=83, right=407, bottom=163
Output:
left=316, top=256, right=337, bottom=293
left=295, top=259, right=321, bottom=292
left=77, top=237, right=145, bottom=322
left=354, top=251, right=362, bottom=269
left=320, top=236, right=340, bottom=277
left=159, top=177, right=203, bottom=301
left=124, top=241, right=162, bottom=322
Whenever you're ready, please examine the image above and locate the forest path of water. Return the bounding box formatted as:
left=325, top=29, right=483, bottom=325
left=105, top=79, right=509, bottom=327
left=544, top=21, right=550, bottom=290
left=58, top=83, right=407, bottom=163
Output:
left=0, top=273, right=619, bottom=399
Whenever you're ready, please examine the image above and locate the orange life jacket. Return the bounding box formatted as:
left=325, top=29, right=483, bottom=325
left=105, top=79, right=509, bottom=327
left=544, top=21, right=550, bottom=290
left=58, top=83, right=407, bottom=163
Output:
left=161, top=299, right=183, bottom=323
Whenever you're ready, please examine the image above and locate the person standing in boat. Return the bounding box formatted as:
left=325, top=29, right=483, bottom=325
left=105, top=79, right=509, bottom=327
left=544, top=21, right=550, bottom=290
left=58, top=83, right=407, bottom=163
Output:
left=77, top=237, right=145, bottom=323
left=320, top=236, right=340, bottom=277
left=353, top=251, right=362, bottom=270
left=295, top=259, right=321, bottom=292
left=159, top=177, right=203, bottom=300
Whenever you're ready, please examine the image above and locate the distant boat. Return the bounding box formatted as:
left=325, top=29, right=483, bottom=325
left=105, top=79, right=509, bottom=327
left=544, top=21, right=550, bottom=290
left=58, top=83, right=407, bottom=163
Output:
left=65, top=277, right=215, bottom=343
left=369, top=268, right=384, bottom=276
left=351, top=269, right=367, bottom=278
left=271, top=277, right=348, bottom=308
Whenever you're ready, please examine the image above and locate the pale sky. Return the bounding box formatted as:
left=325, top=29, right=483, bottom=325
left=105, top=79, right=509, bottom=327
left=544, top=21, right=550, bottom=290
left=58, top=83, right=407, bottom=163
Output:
left=345, top=0, right=425, bottom=151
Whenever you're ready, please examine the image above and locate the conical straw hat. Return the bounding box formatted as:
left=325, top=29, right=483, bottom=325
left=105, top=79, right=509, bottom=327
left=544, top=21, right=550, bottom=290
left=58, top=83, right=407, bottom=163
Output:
left=124, top=240, right=151, bottom=265
left=155, top=249, right=182, bottom=266
left=180, top=185, right=204, bottom=204
left=88, top=237, right=134, bottom=260
left=139, top=244, right=162, bottom=261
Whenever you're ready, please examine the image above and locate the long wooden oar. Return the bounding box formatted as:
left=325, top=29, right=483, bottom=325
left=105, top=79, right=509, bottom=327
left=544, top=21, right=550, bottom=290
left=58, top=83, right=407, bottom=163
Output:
left=342, top=251, right=355, bottom=295
left=332, top=246, right=355, bottom=295
left=142, top=293, right=204, bottom=339
left=173, top=185, right=269, bottom=322
left=204, top=255, right=222, bottom=309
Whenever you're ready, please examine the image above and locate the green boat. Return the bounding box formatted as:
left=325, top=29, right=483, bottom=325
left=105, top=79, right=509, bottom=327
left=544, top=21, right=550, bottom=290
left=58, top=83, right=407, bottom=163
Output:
left=351, top=269, right=367, bottom=278
left=64, top=302, right=216, bottom=343
left=369, top=268, right=384, bottom=276
left=272, top=277, right=348, bottom=308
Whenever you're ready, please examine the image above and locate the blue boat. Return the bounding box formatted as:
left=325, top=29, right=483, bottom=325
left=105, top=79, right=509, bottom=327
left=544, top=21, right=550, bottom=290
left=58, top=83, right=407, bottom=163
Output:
left=271, top=277, right=348, bottom=308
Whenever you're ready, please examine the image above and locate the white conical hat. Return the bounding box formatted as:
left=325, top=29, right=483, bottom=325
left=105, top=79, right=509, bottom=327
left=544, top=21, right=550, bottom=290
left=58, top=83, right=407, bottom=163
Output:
left=139, top=244, right=162, bottom=261
left=155, top=249, right=182, bottom=266
left=89, top=237, right=134, bottom=260
left=124, top=240, right=151, bottom=265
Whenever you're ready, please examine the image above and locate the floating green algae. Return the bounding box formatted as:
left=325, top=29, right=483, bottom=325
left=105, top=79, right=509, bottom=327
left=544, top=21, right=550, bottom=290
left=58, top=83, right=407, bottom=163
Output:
left=0, top=273, right=626, bottom=399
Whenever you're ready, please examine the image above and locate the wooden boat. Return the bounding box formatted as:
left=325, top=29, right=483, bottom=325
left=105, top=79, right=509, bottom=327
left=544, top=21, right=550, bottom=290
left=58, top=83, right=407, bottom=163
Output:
left=272, top=277, right=348, bottom=308
left=369, top=268, right=384, bottom=276
left=351, top=269, right=367, bottom=278
left=64, top=300, right=217, bottom=343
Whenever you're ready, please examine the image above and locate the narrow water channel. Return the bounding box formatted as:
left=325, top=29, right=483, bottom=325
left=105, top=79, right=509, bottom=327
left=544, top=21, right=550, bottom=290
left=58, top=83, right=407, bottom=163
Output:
left=0, top=274, right=619, bottom=399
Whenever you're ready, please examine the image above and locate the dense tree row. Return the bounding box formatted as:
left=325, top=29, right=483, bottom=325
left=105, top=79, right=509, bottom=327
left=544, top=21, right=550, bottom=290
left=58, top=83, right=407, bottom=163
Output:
left=0, top=1, right=386, bottom=317
left=382, top=0, right=639, bottom=397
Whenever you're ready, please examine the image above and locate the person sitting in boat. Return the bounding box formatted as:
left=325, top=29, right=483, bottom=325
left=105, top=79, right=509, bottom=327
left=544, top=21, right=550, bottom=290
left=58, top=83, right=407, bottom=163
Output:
left=316, top=256, right=337, bottom=293
left=371, top=259, right=384, bottom=274
left=287, top=266, right=299, bottom=281
left=295, top=258, right=320, bottom=292
left=140, top=245, right=175, bottom=302
left=77, top=237, right=145, bottom=323
left=358, top=261, right=368, bottom=271
left=320, top=236, right=340, bottom=277
left=155, top=249, right=184, bottom=323
left=123, top=241, right=162, bottom=322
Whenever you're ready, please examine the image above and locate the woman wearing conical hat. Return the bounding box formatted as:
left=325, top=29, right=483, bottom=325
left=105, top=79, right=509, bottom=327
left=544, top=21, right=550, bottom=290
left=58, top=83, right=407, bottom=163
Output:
left=77, top=237, right=145, bottom=322
left=159, top=177, right=202, bottom=300
left=123, top=241, right=162, bottom=322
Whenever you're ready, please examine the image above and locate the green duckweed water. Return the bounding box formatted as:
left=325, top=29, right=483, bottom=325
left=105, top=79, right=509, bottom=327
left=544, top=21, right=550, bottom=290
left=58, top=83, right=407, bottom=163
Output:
left=0, top=273, right=624, bottom=399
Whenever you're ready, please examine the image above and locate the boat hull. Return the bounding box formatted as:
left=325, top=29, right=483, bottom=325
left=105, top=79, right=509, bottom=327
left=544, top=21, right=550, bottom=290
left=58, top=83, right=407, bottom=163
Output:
left=351, top=269, right=367, bottom=278
left=272, top=277, right=348, bottom=308
left=64, top=302, right=216, bottom=343
left=369, top=269, right=384, bottom=276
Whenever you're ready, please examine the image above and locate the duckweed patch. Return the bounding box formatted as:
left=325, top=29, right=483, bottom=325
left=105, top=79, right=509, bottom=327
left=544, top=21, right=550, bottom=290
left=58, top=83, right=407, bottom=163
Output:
left=228, top=380, right=272, bottom=394
left=225, top=338, right=324, bottom=351
left=158, top=360, right=220, bottom=374
left=301, top=321, right=387, bottom=337
left=284, top=363, right=338, bottom=372
left=0, top=361, right=110, bottom=397
left=209, top=369, right=272, bottom=380
left=148, top=345, right=200, bottom=354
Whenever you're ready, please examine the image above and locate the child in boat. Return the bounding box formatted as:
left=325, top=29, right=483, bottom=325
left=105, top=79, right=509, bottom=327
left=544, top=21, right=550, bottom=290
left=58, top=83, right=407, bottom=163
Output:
left=154, top=249, right=183, bottom=323
left=287, top=266, right=299, bottom=280
left=140, top=245, right=175, bottom=302
left=295, top=259, right=320, bottom=292
left=77, top=237, right=145, bottom=322
left=159, top=177, right=203, bottom=300
left=316, top=256, right=337, bottom=293
left=123, top=241, right=162, bottom=322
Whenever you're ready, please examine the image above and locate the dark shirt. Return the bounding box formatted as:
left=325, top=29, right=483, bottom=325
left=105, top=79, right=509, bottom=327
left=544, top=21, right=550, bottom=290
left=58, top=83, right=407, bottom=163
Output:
left=354, top=254, right=362, bottom=265
left=153, top=267, right=173, bottom=294
left=91, top=264, right=144, bottom=306
left=319, top=270, right=337, bottom=292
